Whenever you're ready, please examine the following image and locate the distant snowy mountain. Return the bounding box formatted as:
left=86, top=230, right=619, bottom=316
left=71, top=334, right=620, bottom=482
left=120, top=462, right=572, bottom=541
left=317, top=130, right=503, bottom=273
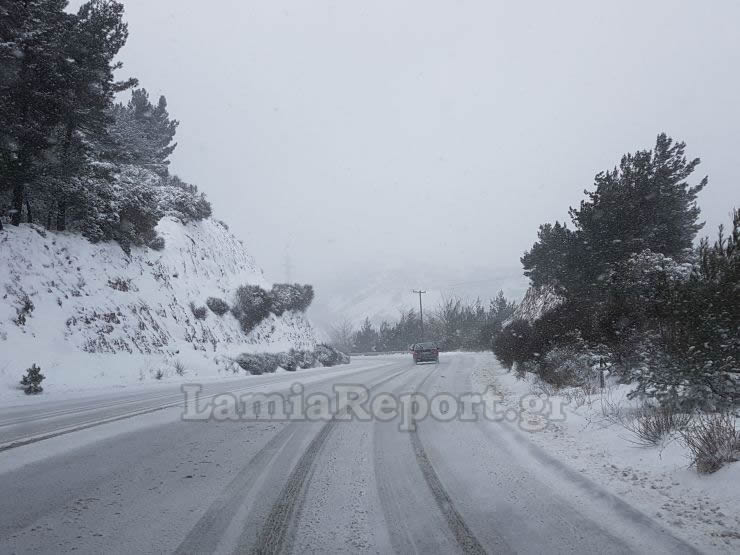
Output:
left=309, top=263, right=528, bottom=331
left=0, top=218, right=316, bottom=395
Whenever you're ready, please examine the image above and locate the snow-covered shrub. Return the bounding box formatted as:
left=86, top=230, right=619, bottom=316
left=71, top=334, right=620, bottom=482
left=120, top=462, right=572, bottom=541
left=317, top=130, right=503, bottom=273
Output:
left=107, top=277, right=133, bottom=292
left=681, top=413, right=739, bottom=473
left=277, top=351, right=297, bottom=372
left=14, top=294, right=34, bottom=326
left=154, top=368, right=165, bottom=380
left=90, top=165, right=163, bottom=254
left=270, top=283, right=314, bottom=315
left=536, top=344, right=592, bottom=389
left=621, top=225, right=739, bottom=412
left=296, top=350, right=316, bottom=369
left=314, top=344, right=350, bottom=367
left=157, top=175, right=212, bottom=223
left=235, top=353, right=278, bottom=375
left=20, top=364, right=45, bottom=394
left=190, top=302, right=207, bottom=320
left=148, top=235, right=166, bottom=251
left=621, top=403, right=692, bottom=446
left=206, top=297, right=230, bottom=316
left=231, top=285, right=272, bottom=333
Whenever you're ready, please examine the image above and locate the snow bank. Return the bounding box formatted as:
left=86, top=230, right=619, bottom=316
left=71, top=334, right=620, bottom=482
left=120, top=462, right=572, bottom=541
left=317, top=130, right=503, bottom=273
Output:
left=0, top=218, right=316, bottom=398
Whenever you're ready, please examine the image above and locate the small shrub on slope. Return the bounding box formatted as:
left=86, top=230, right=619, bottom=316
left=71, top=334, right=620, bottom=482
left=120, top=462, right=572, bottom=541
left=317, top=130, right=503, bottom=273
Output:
left=231, top=285, right=272, bottom=333
left=206, top=297, right=230, bottom=316
left=190, top=302, right=208, bottom=320
left=270, top=283, right=314, bottom=315
left=21, top=364, right=45, bottom=394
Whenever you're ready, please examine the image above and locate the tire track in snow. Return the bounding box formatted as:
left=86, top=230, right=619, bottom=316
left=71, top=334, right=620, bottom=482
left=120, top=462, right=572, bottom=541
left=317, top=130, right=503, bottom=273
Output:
left=250, top=368, right=408, bottom=555
left=410, top=363, right=489, bottom=554
left=173, top=423, right=298, bottom=554
left=173, top=362, right=402, bottom=554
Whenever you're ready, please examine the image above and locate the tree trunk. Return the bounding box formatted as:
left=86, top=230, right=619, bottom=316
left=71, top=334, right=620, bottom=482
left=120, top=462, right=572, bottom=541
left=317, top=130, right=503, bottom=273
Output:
left=25, top=196, right=33, bottom=224
left=56, top=201, right=66, bottom=231
left=11, top=181, right=23, bottom=226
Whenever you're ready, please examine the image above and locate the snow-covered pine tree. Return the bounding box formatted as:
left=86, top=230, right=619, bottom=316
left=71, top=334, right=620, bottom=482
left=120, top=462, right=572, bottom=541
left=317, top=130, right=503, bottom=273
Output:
left=0, top=0, right=69, bottom=226
left=108, top=88, right=179, bottom=175
left=52, top=0, right=136, bottom=231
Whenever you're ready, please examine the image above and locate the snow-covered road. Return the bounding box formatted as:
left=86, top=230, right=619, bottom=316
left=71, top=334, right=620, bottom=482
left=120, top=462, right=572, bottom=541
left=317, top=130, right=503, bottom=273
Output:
left=0, top=354, right=702, bottom=553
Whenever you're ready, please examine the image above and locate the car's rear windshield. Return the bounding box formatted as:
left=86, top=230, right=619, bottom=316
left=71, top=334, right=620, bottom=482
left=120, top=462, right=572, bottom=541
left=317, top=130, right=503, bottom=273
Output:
left=416, top=342, right=437, bottom=349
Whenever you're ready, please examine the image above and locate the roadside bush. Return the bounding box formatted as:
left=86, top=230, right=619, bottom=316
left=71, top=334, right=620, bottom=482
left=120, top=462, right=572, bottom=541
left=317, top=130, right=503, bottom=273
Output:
left=277, top=351, right=297, bottom=372
left=535, top=344, right=592, bottom=389
left=621, top=403, right=693, bottom=446
left=492, top=319, right=539, bottom=370
left=235, top=353, right=279, bottom=375
left=231, top=285, right=272, bottom=333
left=296, top=350, right=316, bottom=369
left=206, top=297, right=230, bottom=316
left=20, top=364, right=45, bottom=394
left=190, top=302, right=208, bottom=320
left=681, top=413, right=739, bottom=473
left=314, top=344, right=350, bottom=367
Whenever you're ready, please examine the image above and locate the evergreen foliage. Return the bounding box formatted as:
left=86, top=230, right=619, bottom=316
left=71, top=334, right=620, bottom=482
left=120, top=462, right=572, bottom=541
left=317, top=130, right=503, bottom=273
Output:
left=20, top=363, right=45, bottom=394
left=0, top=2, right=212, bottom=246
left=501, top=135, right=737, bottom=410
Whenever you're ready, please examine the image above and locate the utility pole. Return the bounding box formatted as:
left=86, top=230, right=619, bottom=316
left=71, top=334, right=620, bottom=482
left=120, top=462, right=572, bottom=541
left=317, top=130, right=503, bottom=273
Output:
left=412, top=289, right=426, bottom=341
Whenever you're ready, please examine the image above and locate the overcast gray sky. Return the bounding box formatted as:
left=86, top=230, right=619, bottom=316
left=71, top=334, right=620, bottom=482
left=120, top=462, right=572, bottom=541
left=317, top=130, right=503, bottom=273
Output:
left=71, top=0, right=739, bottom=293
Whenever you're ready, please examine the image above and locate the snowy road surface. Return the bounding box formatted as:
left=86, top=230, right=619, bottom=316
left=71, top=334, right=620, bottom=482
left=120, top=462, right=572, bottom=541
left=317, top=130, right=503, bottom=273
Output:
left=0, top=354, right=701, bottom=554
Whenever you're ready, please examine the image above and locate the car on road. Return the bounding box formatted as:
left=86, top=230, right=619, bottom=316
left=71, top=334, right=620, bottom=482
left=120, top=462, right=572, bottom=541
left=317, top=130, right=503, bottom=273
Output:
left=411, top=341, right=439, bottom=364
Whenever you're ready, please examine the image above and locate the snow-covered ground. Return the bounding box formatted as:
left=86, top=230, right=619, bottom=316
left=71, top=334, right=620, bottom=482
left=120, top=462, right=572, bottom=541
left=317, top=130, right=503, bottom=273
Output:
left=0, top=218, right=316, bottom=401
left=473, top=360, right=740, bottom=553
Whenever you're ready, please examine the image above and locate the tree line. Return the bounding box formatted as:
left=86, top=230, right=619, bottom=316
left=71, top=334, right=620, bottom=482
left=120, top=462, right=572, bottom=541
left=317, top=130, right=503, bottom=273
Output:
left=0, top=0, right=211, bottom=251
left=493, top=134, right=738, bottom=411
left=330, top=291, right=516, bottom=353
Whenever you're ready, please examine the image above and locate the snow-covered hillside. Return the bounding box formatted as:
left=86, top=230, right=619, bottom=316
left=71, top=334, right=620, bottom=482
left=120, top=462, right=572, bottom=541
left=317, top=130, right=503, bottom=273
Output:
left=0, top=218, right=316, bottom=396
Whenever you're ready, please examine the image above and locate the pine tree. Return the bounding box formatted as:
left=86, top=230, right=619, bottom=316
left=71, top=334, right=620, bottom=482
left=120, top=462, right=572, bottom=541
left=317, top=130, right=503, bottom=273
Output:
left=570, top=133, right=706, bottom=269
left=521, top=221, right=582, bottom=292
left=0, top=0, right=69, bottom=225
left=108, top=88, right=178, bottom=175
left=52, top=0, right=136, bottom=230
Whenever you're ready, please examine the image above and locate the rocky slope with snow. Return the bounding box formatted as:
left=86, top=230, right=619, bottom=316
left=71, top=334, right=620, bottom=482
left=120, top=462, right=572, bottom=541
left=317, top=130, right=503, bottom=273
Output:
left=507, top=284, right=564, bottom=324
left=0, top=218, right=316, bottom=396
